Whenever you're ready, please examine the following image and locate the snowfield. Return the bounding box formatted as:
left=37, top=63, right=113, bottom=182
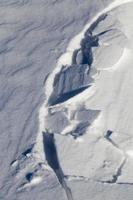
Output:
left=1, top=0, right=133, bottom=200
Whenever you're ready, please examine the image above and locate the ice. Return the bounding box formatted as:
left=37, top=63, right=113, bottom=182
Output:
left=2, top=0, right=133, bottom=199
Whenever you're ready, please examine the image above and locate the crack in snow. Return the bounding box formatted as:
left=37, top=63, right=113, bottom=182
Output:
left=104, top=130, right=128, bottom=183
left=43, top=131, right=73, bottom=200
left=33, top=0, right=133, bottom=190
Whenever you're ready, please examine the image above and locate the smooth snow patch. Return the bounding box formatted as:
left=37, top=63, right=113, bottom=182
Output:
left=61, top=120, right=78, bottom=135
left=18, top=176, right=43, bottom=191
left=126, top=150, right=133, bottom=157
left=30, top=176, right=42, bottom=185
left=87, top=111, right=107, bottom=137
left=75, top=137, right=84, bottom=143
left=98, top=48, right=132, bottom=71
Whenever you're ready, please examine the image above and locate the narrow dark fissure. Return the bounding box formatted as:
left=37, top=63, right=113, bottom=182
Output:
left=88, top=13, right=108, bottom=33
left=72, top=13, right=108, bottom=67
left=25, top=172, right=33, bottom=182
left=50, top=85, right=90, bottom=106
left=104, top=130, right=127, bottom=184
left=105, top=130, right=120, bottom=149
left=102, top=159, right=126, bottom=184
left=22, top=144, right=34, bottom=157
left=43, top=131, right=73, bottom=200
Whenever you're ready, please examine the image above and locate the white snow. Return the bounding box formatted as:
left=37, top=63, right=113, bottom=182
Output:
left=30, top=176, right=42, bottom=185
left=126, top=150, right=133, bottom=157
left=34, top=0, right=133, bottom=189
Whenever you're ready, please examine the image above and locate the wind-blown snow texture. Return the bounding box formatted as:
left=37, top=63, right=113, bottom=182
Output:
left=1, top=0, right=133, bottom=200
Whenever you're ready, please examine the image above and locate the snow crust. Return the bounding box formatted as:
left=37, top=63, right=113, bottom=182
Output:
left=37, top=0, right=133, bottom=192
left=1, top=0, right=133, bottom=199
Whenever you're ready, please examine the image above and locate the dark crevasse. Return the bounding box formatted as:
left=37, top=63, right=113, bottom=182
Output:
left=43, top=132, right=60, bottom=171
left=103, top=130, right=127, bottom=184
left=49, top=85, right=90, bottom=106
left=47, top=15, right=109, bottom=106
left=72, top=13, right=108, bottom=66
left=43, top=131, right=73, bottom=200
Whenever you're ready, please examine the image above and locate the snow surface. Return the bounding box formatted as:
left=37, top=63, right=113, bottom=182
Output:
left=1, top=0, right=133, bottom=200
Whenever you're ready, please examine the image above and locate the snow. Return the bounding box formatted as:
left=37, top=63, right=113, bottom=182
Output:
left=126, top=150, right=133, bottom=157
left=29, top=176, right=42, bottom=186
left=39, top=0, right=133, bottom=192
left=2, top=0, right=133, bottom=199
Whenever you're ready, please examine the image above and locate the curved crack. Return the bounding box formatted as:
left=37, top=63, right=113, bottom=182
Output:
left=104, top=130, right=127, bottom=183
